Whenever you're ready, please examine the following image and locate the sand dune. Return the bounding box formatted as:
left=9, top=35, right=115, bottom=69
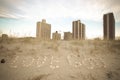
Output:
left=0, top=38, right=120, bottom=80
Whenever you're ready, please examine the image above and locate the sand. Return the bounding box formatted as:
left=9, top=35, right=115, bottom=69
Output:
left=0, top=38, right=120, bottom=80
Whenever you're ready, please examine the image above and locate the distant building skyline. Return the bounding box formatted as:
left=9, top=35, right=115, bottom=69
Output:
left=0, top=0, right=120, bottom=39
left=103, top=12, right=115, bottom=40
left=72, top=20, right=85, bottom=40
left=36, top=19, right=51, bottom=40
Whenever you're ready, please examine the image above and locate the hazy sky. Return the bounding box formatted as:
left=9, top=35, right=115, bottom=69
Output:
left=0, top=0, right=120, bottom=38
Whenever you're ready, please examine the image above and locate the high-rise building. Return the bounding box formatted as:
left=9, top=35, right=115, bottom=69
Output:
left=36, top=19, right=51, bottom=40
left=72, top=20, right=85, bottom=40
left=103, top=12, right=115, bottom=40
left=81, top=23, right=85, bottom=40
left=64, top=32, right=72, bottom=40
left=52, top=31, right=61, bottom=40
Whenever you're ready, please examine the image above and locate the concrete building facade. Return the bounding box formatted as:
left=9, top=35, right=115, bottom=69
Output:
left=52, top=31, right=61, bottom=40
left=103, top=13, right=115, bottom=40
left=36, top=19, right=51, bottom=40
left=72, top=20, right=85, bottom=40
left=64, top=32, right=72, bottom=40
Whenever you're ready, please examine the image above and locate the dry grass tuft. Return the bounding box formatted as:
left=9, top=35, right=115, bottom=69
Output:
left=106, top=71, right=120, bottom=80
left=28, top=74, right=50, bottom=80
left=42, top=41, right=60, bottom=52
left=70, top=40, right=84, bottom=46
left=0, top=45, right=16, bottom=58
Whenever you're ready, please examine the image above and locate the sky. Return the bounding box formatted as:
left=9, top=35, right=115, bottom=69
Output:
left=0, top=0, right=120, bottom=39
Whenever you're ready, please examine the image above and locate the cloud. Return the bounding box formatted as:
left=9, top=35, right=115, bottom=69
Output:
left=98, top=0, right=120, bottom=22
left=0, top=0, right=26, bottom=19
left=0, top=0, right=120, bottom=22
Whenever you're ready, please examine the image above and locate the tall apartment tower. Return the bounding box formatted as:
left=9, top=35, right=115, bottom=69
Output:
left=36, top=19, right=51, bottom=40
left=103, top=13, right=115, bottom=40
left=72, top=20, right=85, bottom=40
